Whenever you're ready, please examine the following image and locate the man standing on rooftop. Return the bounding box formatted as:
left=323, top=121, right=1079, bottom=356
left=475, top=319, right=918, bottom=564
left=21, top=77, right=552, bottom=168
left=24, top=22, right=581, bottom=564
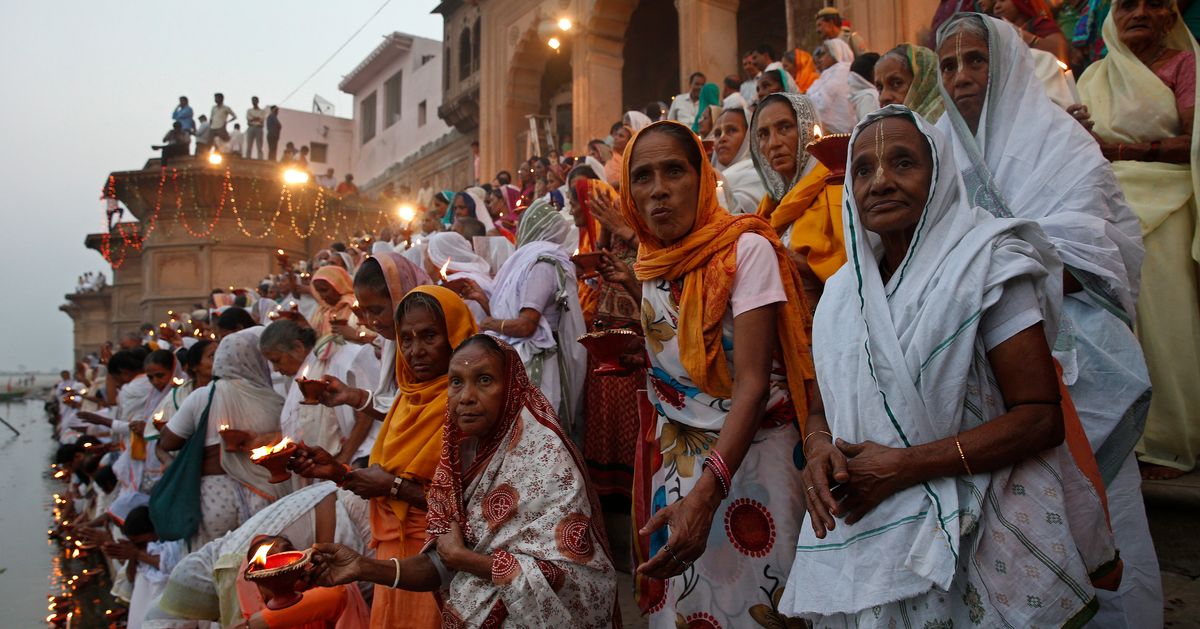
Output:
left=245, top=96, right=266, bottom=159
left=266, top=105, right=282, bottom=161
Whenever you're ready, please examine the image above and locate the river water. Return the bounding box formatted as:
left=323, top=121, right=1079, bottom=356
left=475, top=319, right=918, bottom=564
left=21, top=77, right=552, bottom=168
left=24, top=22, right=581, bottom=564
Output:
left=0, top=399, right=58, bottom=627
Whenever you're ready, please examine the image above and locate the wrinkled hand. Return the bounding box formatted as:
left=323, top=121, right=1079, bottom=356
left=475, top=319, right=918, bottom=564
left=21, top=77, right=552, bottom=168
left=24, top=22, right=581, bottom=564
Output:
left=800, top=435, right=848, bottom=538
left=319, top=376, right=360, bottom=408
left=129, top=421, right=146, bottom=437
left=340, top=464, right=393, bottom=499
left=588, top=187, right=627, bottom=234
left=636, top=487, right=718, bottom=579
left=436, top=521, right=467, bottom=565
left=289, top=444, right=348, bottom=483
left=307, top=543, right=364, bottom=587
left=455, top=278, right=490, bottom=311
left=1066, top=104, right=1094, bottom=132
left=597, top=250, right=633, bottom=286
left=834, top=439, right=912, bottom=525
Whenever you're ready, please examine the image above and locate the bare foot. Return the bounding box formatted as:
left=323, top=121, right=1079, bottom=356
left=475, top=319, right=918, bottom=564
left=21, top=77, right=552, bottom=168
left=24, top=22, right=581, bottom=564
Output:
left=1139, top=462, right=1187, bottom=481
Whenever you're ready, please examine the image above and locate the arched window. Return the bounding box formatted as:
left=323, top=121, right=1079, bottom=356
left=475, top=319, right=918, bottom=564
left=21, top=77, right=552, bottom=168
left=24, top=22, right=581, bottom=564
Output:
left=472, top=17, right=481, bottom=71
left=459, top=28, right=472, bottom=82
left=444, top=45, right=451, bottom=90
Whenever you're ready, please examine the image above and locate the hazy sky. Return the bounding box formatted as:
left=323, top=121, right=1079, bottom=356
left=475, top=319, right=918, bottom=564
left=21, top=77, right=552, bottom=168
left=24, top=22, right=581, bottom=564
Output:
left=0, top=1, right=442, bottom=372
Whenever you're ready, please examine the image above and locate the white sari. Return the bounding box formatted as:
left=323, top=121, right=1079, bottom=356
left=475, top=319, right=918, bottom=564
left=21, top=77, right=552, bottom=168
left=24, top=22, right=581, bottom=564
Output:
left=780, top=107, right=1116, bottom=627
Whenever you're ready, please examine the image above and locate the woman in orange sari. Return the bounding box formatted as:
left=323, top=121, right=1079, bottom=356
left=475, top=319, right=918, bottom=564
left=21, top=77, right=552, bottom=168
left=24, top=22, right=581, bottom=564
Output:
left=292, top=286, right=477, bottom=628
left=782, top=48, right=821, bottom=92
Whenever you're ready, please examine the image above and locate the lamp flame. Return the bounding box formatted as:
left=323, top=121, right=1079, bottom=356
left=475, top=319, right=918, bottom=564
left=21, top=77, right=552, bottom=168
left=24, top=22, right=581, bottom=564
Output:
left=207, top=150, right=223, bottom=165
left=276, top=249, right=286, bottom=256
left=439, top=258, right=451, bottom=281
left=251, top=542, right=272, bottom=567
left=172, top=377, right=185, bottom=386
left=250, top=437, right=294, bottom=460
left=219, top=424, right=230, bottom=432
left=548, top=37, right=561, bottom=50
left=1056, top=59, right=1069, bottom=72
left=398, top=204, right=416, bottom=224
left=558, top=17, right=573, bottom=31
left=813, top=124, right=823, bottom=139
left=300, top=365, right=309, bottom=379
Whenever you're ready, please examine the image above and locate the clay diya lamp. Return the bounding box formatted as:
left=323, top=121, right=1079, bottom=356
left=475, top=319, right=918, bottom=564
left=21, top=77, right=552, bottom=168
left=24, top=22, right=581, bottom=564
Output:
left=244, top=547, right=314, bottom=610
left=570, top=251, right=605, bottom=280
left=804, top=132, right=853, bottom=185
left=218, top=424, right=253, bottom=452
left=576, top=329, right=642, bottom=377
left=295, top=372, right=327, bottom=406
left=250, top=438, right=298, bottom=483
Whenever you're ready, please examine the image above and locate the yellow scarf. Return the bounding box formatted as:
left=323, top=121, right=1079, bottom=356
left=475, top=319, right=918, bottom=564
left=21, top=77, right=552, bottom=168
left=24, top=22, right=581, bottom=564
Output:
left=620, top=121, right=815, bottom=428
left=369, top=285, right=478, bottom=530
left=755, top=163, right=847, bottom=282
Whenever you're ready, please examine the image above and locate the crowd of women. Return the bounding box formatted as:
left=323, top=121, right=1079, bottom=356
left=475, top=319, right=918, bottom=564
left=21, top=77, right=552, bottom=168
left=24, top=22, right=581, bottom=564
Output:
left=47, top=1, right=1198, bottom=627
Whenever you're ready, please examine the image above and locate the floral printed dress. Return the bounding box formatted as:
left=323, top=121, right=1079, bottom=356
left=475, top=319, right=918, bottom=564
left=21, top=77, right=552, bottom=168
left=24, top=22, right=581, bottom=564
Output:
left=634, top=272, right=806, bottom=629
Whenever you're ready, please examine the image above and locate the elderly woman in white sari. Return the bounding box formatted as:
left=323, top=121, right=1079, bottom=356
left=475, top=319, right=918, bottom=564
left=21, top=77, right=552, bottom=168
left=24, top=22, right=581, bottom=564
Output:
left=1078, top=1, right=1200, bottom=486
left=424, top=231, right=495, bottom=323
left=160, top=328, right=290, bottom=548
left=781, top=105, right=1119, bottom=627
left=807, top=38, right=858, bottom=133
left=936, top=13, right=1160, bottom=623
left=262, top=320, right=380, bottom=467
left=711, top=107, right=765, bottom=214
left=144, top=482, right=371, bottom=627
left=457, top=199, right=587, bottom=440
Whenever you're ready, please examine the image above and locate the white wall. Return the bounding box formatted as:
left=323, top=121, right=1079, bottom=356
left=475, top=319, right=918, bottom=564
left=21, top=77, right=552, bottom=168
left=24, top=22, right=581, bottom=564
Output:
left=347, top=36, right=451, bottom=186
left=275, top=108, right=354, bottom=180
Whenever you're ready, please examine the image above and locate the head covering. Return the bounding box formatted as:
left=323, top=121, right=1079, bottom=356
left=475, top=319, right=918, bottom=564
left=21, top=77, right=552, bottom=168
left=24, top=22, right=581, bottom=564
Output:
left=936, top=13, right=1144, bottom=319
left=711, top=107, right=752, bottom=173
left=436, top=189, right=457, bottom=224
left=894, top=44, right=945, bottom=121
left=371, top=252, right=432, bottom=325
left=792, top=49, right=821, bottom=92
left=499, top=183, right=522, bottom=212
left=455, top=188, right=494, bottom=232
left=623, top=110, right=653, bottom=134
left=690, top=83, right=722, bottom=133
left=762, top=64, right=802, bottom=95
left=750, top=93, right=847, bottom=281
left=618, top=120, right=814, bottom=422
left=807, top=41, right=857, bottom=133
left=782, top=104, right=1115, bottom=623
left=369, top=286, right=478, bottom=530
left=424, top=338, right=618, bottom=626
left=573, top=177, right=616, bottom=253
left=211, top=327, right=288, bottom=499
left=308, top=265, right=355, bottom=340
left=516, top=197, right=572, bottom=248
left=425, top=232, right=492, bottom=277
left=749, top=93, right=818, bottom=201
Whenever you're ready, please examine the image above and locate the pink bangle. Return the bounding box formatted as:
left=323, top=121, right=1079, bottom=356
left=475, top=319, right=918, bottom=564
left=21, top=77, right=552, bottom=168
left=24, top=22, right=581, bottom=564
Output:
left=702, top=450, right=733, bottom=499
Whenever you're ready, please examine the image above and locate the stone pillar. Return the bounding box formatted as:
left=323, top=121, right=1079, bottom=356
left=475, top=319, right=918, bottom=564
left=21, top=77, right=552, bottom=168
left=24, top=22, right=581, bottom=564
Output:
left=835, top=0, right=940, bottom=53
left=573, top=30, right=624, bottom=148
left=60, top=289, right=113, bottom=363
left=676, top=0, right=740, bottom=87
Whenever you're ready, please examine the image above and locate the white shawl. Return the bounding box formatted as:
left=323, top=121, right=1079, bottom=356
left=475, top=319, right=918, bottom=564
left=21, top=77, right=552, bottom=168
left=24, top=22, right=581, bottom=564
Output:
left=782, top=107, right=1114, bottom=623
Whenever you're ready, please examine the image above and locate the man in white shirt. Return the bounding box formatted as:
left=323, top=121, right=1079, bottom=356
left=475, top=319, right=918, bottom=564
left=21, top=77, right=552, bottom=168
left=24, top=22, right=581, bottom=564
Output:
left=739, top=52, right=760, bottom=107
left=205, top=92, right=236, bottom=145
left=667, top=72, right=707, bottom=129
left=245, top=96, right=266, bottom=159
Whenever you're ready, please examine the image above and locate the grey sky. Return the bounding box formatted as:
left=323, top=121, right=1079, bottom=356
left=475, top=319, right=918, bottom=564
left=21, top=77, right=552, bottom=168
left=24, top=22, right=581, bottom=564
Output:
left=0, top=0, right=442, bottom=372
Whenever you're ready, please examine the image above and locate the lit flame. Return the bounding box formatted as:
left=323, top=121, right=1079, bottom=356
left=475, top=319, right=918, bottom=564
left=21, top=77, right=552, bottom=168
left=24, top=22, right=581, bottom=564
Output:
left=207, top=150, right=223, bottom=165
left=219, top=423, right=230, bottom=431
left=439, top=258, right=450, bottom=281
left=153, top=411, right=164, bottom=423
left=397, top=204, right=416, bottom=223
left=300, top=365, right=310, bottom=379
left=283, top=168, right=310, bottom=185
left=1056, top=59, right=1069, bottom=72
left=250, top=437, right=294, bottom=460
left=573, top=248, right=580, bottom=256
left=172, top=377, right=185, bottom=386
left=78, top=388, right=87, bottom=395
left=813, top=124, right=823, bottom=139
left=548, top=37, right=561, bottom=50
left=276, top=249, right=285, bottom=256
left=352, top=300, right=358, bottom=308
left=71, top=549, right=80, bottom=559
left=251, top=542, right=272, bottom=567
left=558, top=17, right=573, bottom=31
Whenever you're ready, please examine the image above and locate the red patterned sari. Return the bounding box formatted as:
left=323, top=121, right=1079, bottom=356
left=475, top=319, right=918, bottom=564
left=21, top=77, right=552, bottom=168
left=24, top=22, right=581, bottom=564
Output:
left=425, top=339, right=620, bottom=627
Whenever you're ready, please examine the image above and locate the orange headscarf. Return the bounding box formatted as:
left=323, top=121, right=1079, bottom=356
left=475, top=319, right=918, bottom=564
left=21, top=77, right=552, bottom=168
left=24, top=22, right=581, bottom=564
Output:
left=618, top=121, right=814, bottom=426
left=573, top=177, right=617, bottom=323
left=368, top=285, right=478, bottom=533
left=793, top=49, right=820, bottom=93
left=308, top=266, right=355, bottom=338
